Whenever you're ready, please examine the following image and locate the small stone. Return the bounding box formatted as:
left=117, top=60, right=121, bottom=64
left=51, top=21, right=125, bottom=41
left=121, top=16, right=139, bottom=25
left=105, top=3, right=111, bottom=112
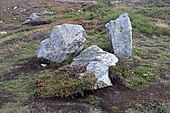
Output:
left=14, top=6, right=17, bottom=9
left=21, top=9, right=26, bottom=12
left=42, top=10, right=53, bottom=15
left=41, top=64, right=47, bottom=67
left=0, top=31, right=7, bottom=35
left=29, top=13, right=39, bottom=20
left=111, top=1, right=122, bottom=5
left=0, top=20, right=3, bottom=24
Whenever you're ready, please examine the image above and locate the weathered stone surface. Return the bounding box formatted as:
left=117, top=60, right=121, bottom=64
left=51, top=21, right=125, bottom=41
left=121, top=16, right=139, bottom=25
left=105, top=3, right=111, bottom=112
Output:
left=29, top=13, right=39, bottom=20
left=71, top=45, right=118, bottom=66
left=71, top=45, right=118, bottom=89
left=0, top=20, right=3, bottom=24
left=86, top=61, right=113, bottom=89
left=105, top=13, right=132, bottom=59
left=37, top=24, right=87, bottom=63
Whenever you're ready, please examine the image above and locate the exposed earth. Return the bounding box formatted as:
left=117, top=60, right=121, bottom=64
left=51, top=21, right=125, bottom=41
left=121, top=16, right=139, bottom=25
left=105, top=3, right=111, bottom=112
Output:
left=0, top=0, right=170, bottom=113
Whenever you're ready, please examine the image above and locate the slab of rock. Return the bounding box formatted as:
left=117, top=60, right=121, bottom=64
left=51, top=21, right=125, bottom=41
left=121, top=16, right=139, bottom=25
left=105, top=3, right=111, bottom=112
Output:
left=0, top=20, right=3, bottom=24
left=37, top=24, right=87, bottom=63
left=105, top=13, right=132, bottom=59
left=71, top=45, right=118, bottom=66
left=86, top=61, right=113, bottom=89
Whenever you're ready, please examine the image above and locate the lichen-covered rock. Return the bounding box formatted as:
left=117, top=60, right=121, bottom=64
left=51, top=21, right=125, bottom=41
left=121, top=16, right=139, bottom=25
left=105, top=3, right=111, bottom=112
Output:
left=86, top=61, right=113, bottom=89
left=37, top=24, right=87, bottom=63
left=71, top=45, right=118, bottom=66
left=105, top=13, right=132, bottom=59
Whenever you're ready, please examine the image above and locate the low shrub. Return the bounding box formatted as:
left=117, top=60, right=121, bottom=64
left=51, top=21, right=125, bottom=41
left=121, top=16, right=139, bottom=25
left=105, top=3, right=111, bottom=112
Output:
left=35, top=65, right=96, bottom=97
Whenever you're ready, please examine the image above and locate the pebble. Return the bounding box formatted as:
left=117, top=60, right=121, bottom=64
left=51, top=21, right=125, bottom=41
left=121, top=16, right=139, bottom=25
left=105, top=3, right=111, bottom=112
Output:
left=14, top=6, right=18, bottom=9
left=0, top=20, right=3, bottom=24
left=41, top=64, right=47, bottom=67
left=0, top=31, right=7, bottom=35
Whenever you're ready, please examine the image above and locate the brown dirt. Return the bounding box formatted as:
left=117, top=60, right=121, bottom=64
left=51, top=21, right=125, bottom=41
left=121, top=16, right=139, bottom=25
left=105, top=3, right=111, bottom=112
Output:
left=0, top=58, right=49, bottom=82
left=95, top=82, right=170, bottom=112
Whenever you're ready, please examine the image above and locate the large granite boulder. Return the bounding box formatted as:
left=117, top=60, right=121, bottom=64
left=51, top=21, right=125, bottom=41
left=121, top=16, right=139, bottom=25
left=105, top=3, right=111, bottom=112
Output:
left=86, top=61, right=112, bottom=89
left=71, top=45, right=118, bottom=66
left=105, top=13, right=132, bottom=59
left=71, top=45, right=118, bottom=89
left=37, top=24, right=87, bottom=63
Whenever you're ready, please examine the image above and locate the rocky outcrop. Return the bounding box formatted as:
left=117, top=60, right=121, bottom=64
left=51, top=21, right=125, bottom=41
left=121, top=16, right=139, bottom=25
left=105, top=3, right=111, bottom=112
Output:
left=37, top=24, right=87, bottom=63
left=71, top=45, right=118, bottom=66
left=71, top=45, right=118, bottom=88
left=105, top=13, right=132, bottom=59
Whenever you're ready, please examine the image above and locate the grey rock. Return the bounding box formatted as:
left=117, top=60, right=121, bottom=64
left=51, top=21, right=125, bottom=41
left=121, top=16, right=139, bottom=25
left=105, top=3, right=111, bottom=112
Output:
left=110, top=1, right=122, bottom=6
left=37, top=24, right=87, bottom=63
left=29, top=13, right=39, bottom=20
left=0, top=20, right=3, bottom=24
left=86, top=61, right=113, bottom=89
left=0, top=31, right=7, bottom=36
left=43, top=10, right=53, bottom=15
left=71, top=45, right=118, bottom=66
left=105, top=13, right=132, bottom=59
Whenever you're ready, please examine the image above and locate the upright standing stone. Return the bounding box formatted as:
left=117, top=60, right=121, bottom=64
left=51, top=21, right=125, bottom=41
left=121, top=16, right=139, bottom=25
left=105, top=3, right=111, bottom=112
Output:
left=105, top=13, right=132, bottom=59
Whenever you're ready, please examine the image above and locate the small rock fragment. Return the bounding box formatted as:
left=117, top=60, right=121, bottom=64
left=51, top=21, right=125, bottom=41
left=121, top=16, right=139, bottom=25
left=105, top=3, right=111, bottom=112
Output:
left=0, top=31, right=7, bottom=35
left=41, top=64, right=47, bottom=67
left=29, top=13, right=39, bottom=20
left=0, top=20, right=3, bottom=24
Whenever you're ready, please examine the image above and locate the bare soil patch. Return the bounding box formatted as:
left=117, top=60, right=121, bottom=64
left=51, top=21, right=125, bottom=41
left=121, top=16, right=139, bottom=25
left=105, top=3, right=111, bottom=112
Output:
left=0, top=58, right=48, bottom=82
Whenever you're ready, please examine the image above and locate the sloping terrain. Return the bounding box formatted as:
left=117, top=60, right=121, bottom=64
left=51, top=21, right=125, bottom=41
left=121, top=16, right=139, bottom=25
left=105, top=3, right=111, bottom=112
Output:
left=0, top=0, right=170, bottom=113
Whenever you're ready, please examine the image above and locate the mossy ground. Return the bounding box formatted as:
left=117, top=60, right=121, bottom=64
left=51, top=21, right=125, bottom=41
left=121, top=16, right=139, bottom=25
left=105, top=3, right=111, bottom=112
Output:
left=35, top=65, right=96, bottom=98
